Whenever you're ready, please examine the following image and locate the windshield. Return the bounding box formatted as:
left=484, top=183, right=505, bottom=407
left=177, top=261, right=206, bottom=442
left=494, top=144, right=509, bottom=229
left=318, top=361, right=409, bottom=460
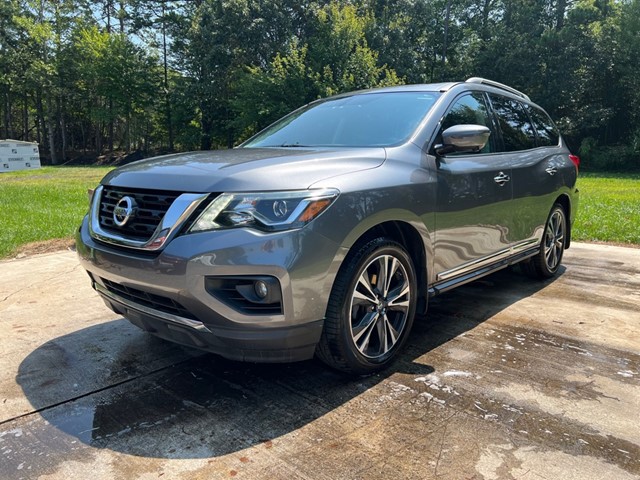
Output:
left=242, top=91, right=440, bottom=148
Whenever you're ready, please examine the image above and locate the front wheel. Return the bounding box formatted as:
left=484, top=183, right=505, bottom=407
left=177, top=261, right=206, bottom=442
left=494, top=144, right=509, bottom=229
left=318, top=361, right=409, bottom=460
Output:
left=316, top=238, right=417, bottom=374
left=527, top=204, right=567, bottom=279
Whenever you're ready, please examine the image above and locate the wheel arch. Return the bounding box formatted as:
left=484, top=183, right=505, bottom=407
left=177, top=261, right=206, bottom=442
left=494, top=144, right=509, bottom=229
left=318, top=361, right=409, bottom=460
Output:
left=342, top=220, right=429, bottom=316
left=553, top=193, right=572, bottom=249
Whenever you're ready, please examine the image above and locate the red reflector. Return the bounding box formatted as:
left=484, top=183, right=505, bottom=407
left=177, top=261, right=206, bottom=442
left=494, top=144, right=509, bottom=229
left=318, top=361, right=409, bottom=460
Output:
left=569, top=154, right=580, bottom=170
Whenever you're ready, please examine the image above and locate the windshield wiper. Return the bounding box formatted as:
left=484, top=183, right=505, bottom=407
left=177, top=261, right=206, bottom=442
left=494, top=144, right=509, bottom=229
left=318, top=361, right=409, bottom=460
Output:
left=275, top=142, right=311, bottom=147
left=250, top=142, right=317, bottom=148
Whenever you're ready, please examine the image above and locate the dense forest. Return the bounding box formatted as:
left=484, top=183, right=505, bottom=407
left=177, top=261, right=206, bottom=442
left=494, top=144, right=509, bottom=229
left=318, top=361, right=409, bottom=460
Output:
left=1, top=0, right=639, bottom=170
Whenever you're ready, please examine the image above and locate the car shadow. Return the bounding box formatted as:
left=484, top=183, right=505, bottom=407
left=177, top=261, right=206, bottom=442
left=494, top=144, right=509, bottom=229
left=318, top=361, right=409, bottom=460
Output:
left=16, top=266, right=562, bottom=459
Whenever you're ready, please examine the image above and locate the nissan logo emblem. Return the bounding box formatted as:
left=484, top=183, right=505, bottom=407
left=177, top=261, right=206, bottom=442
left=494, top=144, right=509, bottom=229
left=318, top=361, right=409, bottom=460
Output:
left=113, top=196, right=137, bottom=227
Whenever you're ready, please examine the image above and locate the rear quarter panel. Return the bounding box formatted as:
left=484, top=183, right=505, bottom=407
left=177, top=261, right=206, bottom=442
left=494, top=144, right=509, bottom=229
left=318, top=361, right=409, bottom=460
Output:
left=509, top=146, right=578, bottom=245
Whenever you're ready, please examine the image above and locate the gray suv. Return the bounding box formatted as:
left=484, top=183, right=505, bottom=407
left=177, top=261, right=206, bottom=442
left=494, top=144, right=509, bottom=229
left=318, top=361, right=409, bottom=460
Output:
left=77, top=78, right=579, bottom=374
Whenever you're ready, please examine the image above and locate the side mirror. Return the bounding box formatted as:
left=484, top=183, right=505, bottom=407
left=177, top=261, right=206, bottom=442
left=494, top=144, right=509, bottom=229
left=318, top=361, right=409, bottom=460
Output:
left=436, top=124, right=491, bottom=155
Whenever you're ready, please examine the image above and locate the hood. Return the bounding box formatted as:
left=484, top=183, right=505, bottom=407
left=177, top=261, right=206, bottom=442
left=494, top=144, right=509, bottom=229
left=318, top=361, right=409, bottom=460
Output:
left=101, top=147, right=386, bottom=192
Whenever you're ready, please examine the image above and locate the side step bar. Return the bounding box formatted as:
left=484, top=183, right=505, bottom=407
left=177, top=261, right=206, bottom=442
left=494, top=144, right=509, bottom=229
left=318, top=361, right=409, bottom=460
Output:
left=428, top=246, right=539, bottom=296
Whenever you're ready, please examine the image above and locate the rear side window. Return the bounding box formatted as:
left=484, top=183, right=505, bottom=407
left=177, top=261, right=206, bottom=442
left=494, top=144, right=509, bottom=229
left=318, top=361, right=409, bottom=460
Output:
left=489, top=94, right=536, bottom=151
left=527, top=106, right=560, bottom=147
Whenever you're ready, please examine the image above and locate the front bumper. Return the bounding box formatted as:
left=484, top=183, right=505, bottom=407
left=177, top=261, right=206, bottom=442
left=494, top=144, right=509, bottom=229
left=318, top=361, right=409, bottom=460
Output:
left=76, top=216, right=345, bottom=362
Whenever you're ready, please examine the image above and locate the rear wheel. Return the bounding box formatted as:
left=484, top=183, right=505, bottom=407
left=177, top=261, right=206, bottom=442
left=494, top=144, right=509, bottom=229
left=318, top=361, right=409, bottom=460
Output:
left=527, top=204, right=567, bottom=279
left=316, top=238, right=417, bottom=374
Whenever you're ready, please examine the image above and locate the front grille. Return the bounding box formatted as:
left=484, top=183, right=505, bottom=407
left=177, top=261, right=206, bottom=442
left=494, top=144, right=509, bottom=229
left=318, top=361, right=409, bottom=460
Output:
left=99, top=186, right=181, bottom=241
left=101, top=278, right=198, bottom=320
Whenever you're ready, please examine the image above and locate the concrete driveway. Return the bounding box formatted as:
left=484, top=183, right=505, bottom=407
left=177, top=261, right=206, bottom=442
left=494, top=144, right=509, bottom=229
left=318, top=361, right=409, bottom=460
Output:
left=0, top=243, right=638, bottom=479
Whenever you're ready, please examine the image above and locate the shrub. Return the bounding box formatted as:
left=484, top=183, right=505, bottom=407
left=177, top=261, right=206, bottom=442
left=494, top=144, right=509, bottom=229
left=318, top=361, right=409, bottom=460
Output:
left=579, top=137, right=640, bottom=171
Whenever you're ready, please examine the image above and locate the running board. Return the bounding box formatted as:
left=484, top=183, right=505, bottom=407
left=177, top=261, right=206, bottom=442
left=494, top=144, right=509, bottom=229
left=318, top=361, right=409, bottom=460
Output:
left=428, top=247, right=539, bottom=297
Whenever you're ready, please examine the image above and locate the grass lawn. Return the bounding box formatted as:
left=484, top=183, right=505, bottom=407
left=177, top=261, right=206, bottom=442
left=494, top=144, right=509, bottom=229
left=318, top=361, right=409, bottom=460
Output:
left=0, top=166, right=112, bottom=258
left=573, top=172, right=640, bottom=245
left=0, top=167, right=637, bottom=259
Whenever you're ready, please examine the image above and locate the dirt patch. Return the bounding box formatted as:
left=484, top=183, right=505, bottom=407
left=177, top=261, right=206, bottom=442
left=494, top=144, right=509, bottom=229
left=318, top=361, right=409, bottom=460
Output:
left=60, top=149, right=162, bottom=166
left=11, top=238, right=76, bottom=259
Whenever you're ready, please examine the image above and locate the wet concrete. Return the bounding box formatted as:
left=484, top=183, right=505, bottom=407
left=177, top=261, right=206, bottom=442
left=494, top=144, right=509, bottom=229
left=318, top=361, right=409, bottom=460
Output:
left=0, top=242, right=638, bottom=479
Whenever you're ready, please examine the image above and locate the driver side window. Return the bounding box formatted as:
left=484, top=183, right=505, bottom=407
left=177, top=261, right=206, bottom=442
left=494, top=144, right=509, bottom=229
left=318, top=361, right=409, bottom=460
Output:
left=441, top=93, right=495, bottom=154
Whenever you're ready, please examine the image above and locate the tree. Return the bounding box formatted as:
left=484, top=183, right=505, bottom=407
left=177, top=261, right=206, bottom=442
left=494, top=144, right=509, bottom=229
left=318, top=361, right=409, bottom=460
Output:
left=0, top=0, right=637, bottom=170
left=232, top=2, right=402, bottom=141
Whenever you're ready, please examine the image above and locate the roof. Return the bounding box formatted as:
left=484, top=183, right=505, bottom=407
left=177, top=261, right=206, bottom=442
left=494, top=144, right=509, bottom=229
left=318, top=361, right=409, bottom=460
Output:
left=0, top=139, right=39, bottom=145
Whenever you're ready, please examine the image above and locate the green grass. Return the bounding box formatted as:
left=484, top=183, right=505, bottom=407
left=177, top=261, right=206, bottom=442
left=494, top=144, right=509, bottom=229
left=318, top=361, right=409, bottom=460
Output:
left=0, top=167, right=637, bottom=260
left=573, top=172, right=640, bottom=245
left=0, top=166, right=112, bottom=258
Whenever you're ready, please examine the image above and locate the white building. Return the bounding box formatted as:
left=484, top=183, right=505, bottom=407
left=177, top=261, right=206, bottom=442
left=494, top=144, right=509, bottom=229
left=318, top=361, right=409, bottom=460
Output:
left=0, top=140, right=41, bottom=172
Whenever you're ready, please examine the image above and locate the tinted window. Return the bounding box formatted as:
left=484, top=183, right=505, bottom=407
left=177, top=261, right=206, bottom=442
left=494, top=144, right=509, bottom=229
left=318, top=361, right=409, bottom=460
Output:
left=527, top=106, right=560, bottom=147
left=441, top=93, right=495, bottom=153
left=489, top=94, right=536, bottom=151
left=243, top=92, right=440, bottom=148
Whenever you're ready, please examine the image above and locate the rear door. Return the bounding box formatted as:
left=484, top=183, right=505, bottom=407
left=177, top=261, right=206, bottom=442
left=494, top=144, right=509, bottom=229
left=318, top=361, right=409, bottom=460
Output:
left=487, top=94, right=567, bottom=252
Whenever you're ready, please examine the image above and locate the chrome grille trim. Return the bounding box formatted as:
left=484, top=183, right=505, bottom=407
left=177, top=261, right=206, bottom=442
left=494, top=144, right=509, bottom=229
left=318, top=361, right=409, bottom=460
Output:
left=89, top=185, right=209, bottom=251
left=99, top=187, right=180, bottom=240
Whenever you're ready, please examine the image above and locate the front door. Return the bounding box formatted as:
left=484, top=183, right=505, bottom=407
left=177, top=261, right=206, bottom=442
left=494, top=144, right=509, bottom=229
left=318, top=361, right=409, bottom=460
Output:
left=433, top=92, right=513, bottom=282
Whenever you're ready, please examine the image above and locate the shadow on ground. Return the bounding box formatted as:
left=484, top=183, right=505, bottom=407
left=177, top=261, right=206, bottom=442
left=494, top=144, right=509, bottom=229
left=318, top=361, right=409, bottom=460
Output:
left=16, top=267, right=559, bottom=459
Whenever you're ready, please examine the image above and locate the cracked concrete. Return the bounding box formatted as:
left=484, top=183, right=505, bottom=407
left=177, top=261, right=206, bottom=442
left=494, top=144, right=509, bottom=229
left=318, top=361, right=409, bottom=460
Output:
left=0, top=243, right=639, bottom=479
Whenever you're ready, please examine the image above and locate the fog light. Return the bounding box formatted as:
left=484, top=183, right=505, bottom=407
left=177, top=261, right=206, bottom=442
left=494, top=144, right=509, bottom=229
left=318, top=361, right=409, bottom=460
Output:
left=255, top=280, right=268, bottom=299
left=204, top=276, right=283, bottom=314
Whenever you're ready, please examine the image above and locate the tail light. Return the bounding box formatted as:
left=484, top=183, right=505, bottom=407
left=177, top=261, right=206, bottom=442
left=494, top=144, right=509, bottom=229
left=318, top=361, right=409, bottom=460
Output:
left=569, top=154, right=580, bottom=172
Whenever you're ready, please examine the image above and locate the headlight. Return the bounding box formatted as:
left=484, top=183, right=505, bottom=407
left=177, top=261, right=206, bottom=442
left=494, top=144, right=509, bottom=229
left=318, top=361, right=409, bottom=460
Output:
left=189, top=189, right=339, bottom=233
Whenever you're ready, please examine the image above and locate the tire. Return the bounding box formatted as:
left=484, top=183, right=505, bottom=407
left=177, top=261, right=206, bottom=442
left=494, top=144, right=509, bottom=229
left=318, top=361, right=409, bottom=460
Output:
left=316, top=238, right=417, bottom=374
left=526, top=203, right=567, bottom=279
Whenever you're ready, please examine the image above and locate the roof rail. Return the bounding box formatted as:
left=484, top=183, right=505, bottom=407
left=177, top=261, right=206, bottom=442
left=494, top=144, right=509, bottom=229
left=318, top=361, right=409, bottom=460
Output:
left=465, top=77, right=530, bottom=101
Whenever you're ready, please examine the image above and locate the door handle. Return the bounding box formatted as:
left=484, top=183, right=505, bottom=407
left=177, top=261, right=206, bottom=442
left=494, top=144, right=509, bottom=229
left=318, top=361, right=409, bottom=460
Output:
left=545, top=166, right=558, bottom=176
left=494, top=172, right=510, bottom=186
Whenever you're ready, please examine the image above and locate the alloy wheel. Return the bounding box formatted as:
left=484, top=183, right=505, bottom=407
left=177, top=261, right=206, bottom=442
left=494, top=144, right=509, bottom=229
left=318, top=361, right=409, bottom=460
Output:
left=349, top=254, right=411, bottom=359
left=544, top=209, right=565, bottom=271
